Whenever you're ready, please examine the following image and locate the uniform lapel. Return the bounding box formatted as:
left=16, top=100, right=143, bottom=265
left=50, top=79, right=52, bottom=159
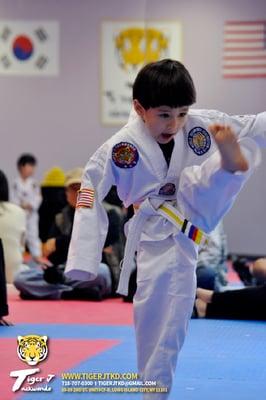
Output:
left=127, top=115, right=168, bottom=179
left=166, top=129, right=187, bottom=181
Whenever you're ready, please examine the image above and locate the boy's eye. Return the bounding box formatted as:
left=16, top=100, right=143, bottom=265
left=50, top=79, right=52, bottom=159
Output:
left=179, top=112, right=187, bottom=118
left=158, top=113, right=170, bottom=118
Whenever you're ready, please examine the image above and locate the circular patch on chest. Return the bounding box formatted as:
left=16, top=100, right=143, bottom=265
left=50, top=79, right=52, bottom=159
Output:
left=188, top=127, right=211, bottom=155
left=112, top=142, right=139, bottom=168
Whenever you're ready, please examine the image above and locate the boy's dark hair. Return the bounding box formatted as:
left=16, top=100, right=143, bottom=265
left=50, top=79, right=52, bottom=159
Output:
left=0, top=170, right=9, bottom=202
left=133, top=59, right=196, bottom=109
left=17, top=153, right=37, bottom=169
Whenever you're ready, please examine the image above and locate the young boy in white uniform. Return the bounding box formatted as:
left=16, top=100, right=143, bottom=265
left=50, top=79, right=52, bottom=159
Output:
left=65, top=60, right=265, bottom=399
left=12, top=154, right=42, bottom=262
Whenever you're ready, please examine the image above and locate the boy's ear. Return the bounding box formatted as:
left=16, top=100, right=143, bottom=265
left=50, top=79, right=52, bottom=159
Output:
left=133, top=99, right=146, bottom=118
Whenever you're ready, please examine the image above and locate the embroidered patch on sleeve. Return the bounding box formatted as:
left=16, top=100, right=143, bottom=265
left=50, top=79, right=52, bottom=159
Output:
left=76, top=188, right=95, bottom=208
left=112, top=142, right=139, bottom=168
left=188, top=127, right=211, bottom=155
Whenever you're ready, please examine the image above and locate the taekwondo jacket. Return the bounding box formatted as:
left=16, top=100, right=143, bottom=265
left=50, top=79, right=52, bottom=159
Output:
left=65, top=109, right=266, bottom=281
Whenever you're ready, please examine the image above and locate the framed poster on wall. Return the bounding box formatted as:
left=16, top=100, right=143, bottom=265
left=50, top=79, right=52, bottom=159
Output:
left=101, top=20, right=182, bottom=126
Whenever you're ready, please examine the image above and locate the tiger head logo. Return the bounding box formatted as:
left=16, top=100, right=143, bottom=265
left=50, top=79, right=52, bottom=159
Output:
left=115, top=27, right=169, bottom=70
left=17, top=335, right=48, bottom=366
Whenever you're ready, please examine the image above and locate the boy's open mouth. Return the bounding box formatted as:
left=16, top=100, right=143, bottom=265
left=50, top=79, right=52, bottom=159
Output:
left=161, top=133, right=174, bottom=139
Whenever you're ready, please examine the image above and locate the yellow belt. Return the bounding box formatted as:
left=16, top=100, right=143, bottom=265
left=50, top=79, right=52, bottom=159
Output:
left=118, top=199, right=207, bottom=296
left=158, top=202, right=208, bottom=246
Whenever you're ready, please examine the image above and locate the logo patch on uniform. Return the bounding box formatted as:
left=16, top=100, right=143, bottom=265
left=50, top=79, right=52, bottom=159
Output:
left=188, top=127, right=211, bottom=156
left=159, top=183, right=176, bottom=196
left=112, top=142, right=139, bottom=168
left=76, top=188, right=94, bottom=208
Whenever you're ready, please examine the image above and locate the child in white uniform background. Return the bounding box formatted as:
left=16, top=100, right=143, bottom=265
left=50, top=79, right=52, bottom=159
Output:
left=65, top=60, right=265, bottom=399
left=11, top=154, right=42, bottom=262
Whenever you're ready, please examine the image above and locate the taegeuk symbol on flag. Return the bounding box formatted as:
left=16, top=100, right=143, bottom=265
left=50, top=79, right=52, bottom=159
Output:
left=0, top=20, right=59, bottom=76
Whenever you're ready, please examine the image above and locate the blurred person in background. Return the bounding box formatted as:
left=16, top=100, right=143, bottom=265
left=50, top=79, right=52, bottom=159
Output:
left=11, top=153, right=42, bottom=262
left=0, top=170, right=26, bottom=284
left=14, top=168, right=119, bottom=300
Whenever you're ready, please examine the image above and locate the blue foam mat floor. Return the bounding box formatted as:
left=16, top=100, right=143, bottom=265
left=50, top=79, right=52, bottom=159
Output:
left=1, top=319, right=266, bottom=400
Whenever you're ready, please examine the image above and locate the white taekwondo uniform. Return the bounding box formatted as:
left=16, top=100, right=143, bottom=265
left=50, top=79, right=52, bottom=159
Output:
left=11, top=176, right=42, bottom=258
left=65, top=109, right=265, bottom=399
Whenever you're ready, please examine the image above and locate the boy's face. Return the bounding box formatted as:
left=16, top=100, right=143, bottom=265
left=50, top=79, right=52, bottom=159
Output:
left=65, top=183, right=81, bottom=208
left=133, top=100, right=189, bottom=144
left=19, top=164, right=36, bottom=179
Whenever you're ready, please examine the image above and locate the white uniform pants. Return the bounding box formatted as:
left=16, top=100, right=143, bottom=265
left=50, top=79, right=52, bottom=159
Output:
left=134, top=234, right=197, bottom=399
left=26, top=211, right=41, bottom=258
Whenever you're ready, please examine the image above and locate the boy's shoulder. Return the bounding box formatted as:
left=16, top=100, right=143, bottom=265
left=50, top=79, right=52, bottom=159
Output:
left=187, top=108, right=226, bottom=124
left=183, top=109, right=227, bottom=157
left=110, top=121, right=136, bottom=144
left=98, top=122, right=137, bottom=153
left=90, top=123, right=134, bottom=166
left=184, top=109, right=228, bottom=144
left=12, top=176, right=24, bottom=189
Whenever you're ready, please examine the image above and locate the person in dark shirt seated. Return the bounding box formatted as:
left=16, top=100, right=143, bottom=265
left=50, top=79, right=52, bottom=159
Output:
left=195, top=258, right=266, bottom=320
left=14, top=168, right=121, bottom=300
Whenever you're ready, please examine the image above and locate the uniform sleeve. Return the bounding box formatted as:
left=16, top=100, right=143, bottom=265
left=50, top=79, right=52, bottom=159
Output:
left=223, top=112, right=266, bottom=147
left=177, top=137, right=261, bottom=233
left=64, top=143, right=116, bottom=281
left=19, top=208, right=27, bottom=251
left=28, top=182, right=42, bottom=210
left=10, top=181, right=21, bottom=206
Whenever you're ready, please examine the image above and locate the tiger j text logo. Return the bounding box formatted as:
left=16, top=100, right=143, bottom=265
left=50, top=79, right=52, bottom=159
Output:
left=9, top=334, right=55, bottom=393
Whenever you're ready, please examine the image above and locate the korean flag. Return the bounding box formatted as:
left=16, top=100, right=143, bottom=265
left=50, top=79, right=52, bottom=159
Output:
left=0, top=21, right=59, bottom=76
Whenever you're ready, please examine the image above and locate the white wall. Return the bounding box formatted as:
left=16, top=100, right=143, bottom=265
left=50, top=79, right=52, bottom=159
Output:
left=0, top=0, right=265, bottom=254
